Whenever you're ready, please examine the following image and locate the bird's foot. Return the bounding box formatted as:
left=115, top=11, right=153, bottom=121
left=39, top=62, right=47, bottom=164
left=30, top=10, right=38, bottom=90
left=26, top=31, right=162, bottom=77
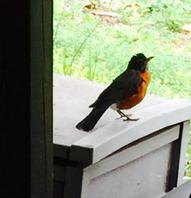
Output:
left=116, top=114, right=132, bottom=120
left=116, top=110, right=139, bottom=122
left=122, top=117, right=139, bottom=122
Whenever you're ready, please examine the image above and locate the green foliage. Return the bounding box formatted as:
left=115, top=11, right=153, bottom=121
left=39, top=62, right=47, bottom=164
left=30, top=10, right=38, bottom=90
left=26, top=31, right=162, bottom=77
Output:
left=53, top=0, right=191, bottom=178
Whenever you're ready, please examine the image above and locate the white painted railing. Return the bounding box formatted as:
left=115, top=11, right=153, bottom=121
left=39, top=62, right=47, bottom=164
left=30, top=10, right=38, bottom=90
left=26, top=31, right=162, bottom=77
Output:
left=53, top=74, right=191, bottom=198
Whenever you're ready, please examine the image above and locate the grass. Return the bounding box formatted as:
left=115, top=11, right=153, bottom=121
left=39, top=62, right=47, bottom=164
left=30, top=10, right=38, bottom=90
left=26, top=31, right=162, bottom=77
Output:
left=53, top=0, right=191, bottom=178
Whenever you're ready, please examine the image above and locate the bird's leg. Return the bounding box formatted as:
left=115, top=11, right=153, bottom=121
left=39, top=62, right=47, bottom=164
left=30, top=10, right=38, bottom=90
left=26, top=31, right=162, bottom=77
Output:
left=116, top=110, right=130, bottom=118
left=116, top=110, right=139, bottom=121
left=117, top=110, right=128, bottom=119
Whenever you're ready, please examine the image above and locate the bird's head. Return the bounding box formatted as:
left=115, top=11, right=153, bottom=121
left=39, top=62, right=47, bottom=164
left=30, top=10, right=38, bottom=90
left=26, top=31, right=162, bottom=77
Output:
left=128, top=53, right=154, bottom=72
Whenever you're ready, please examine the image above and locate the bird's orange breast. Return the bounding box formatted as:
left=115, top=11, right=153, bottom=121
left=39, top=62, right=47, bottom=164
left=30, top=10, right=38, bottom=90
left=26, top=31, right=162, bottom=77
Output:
left=117, top=71, right=150, bottom=110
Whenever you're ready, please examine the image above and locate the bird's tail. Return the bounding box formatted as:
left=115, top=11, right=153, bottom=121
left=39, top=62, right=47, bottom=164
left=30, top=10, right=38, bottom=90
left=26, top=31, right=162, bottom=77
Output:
left=76, top=106, right=109, bottom=132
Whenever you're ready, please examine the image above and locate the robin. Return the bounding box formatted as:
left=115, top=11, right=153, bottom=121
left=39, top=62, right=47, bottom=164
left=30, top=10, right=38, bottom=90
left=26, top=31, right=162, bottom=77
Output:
left=76, top=53, right=154, bottom=132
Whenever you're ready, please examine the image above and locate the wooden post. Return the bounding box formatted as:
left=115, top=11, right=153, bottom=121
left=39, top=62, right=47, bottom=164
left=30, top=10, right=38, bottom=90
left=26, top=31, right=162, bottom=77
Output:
left=177, top=121, right=190, bottom=185
left=31, top=0, right=53, bottom=197
left=0, top=1, right=52, bottom=197
left=0, top=1, right=31, bottom=197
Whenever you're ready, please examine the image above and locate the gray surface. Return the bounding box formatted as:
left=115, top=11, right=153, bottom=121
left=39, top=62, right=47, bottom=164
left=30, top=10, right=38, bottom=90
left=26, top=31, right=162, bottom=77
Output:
left=84, top=144, right=171, bottom=198
left=80, top=125, right=181, bottom=198
left=53, top=74, right=191, bottom=198
left=53, top=74, right=191, bottom=163
left=83, top=125, right=180, bottom=180
left=53, top=74, right=166, bottom=146
left=161, top=181, right=191, bottom=198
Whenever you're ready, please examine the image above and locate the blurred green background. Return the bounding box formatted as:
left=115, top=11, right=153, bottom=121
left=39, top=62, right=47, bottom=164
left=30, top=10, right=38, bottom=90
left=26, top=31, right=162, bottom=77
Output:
left=53, top=0, right=191, bottom=179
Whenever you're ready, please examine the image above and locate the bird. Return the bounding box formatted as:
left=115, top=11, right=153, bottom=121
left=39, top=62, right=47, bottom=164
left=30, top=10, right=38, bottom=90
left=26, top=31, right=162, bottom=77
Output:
left=76, top=53, right=154, bottom=132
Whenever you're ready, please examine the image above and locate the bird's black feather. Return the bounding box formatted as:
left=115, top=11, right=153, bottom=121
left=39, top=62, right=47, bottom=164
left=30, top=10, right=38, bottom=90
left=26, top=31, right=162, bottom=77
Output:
left=76, top=53, right=153, bottom=131
left=89, top=69, right=142, bottom=108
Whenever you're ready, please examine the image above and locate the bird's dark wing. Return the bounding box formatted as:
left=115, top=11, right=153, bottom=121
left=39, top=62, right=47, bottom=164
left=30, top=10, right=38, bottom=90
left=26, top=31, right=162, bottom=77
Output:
left=89, top=69, right=142, bottom=108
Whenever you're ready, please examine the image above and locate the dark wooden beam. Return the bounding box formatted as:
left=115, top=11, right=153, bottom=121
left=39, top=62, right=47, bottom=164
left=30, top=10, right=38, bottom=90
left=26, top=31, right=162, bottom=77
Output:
left=165, top=123, right=183, bottom=192
left=0, top=1, right=30, bottom=197
left=0, top=0, right=53, bottom=197
left=31, top=0, right=53, bottom=197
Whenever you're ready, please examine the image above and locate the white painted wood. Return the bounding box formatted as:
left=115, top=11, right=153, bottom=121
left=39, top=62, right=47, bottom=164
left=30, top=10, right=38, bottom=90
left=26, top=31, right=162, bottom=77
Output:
left=81, top=171, right=91, bottom=198
left=53, top=75, right=191, bottom=198
left=53, top=74, right=191, bottom=164
left=177, top=121, right=190, bottom=186
left=161, top=180, right=191, bottom=198
left=81, top=144, right=172, bottom=198
left=84, top=125, right=180, bottom=179
left=72, top=100, right=191, bottom=163
left=53, top=74, right=167, bottom=146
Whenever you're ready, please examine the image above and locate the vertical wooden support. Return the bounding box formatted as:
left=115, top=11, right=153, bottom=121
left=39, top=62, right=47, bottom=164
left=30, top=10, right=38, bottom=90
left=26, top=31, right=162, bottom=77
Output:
left=0, top=2, right=30, bottom=196
left=31, top=0, right=53, bottom=197
left=166, top=121, right=190, bottom=191
left=63, top=166, right=84, bottom=198
left=165, top=138, right=181, bottom=192
left=177, top=121, right=190, bottom=185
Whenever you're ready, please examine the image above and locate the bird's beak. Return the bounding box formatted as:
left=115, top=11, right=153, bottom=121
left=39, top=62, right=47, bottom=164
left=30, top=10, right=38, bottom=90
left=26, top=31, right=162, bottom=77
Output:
left=146, top=56, right=154, bottom=62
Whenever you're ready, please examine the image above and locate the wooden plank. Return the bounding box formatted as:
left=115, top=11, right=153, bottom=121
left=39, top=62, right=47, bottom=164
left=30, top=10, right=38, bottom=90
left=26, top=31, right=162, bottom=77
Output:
left=53, top=75, right=191, bottom=164
left=54, top=181, right=65, bottom=198
left=82, top=144, right=173, bottom=198
left=54, top=165, right=66, bottom=182
left=165, top=136, right=182, bottom=192
left=84, top=125, right=180, bottom=179
left=54, top=144, right=70, bottom=159
left=70, top=99, right=191, bottom=164
left=42, top=0, right=53, bottom=195
left=0, top=2, right=30, bottom=196
left=161, top=180, right=191, bottom=198
left=31, top=0, right=53, bottom=197
left=177, top=121, right=190, bottom=185
left=166, top=121, right=190, bottom=191
left=70, top=146, right=93, bottom=166
left=53, top=75, right=166, bottom=147
left=63, top=166, right=84, bottom=198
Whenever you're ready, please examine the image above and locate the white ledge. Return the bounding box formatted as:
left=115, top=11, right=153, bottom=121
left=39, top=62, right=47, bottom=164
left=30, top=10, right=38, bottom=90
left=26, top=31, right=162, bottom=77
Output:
left=53, top=74, right=191, bottom=164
